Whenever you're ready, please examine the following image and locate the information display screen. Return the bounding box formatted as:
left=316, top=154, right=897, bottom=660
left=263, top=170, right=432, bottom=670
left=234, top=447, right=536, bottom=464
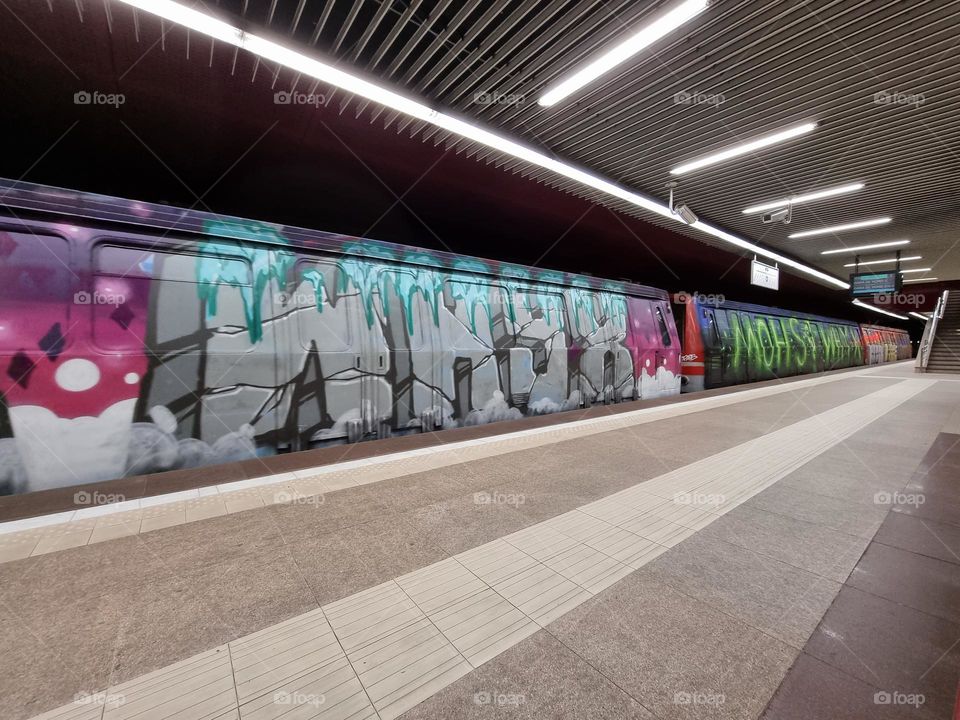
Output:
left=850, top=271, right=902, bottom=296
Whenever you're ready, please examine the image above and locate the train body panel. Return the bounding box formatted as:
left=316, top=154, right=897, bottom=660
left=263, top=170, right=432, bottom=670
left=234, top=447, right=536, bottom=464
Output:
left=676, top=298, right=908, bottom=392
left=0, top=184, right=680, bottom=495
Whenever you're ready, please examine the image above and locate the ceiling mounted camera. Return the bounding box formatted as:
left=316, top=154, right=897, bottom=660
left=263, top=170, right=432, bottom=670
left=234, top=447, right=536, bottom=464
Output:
left=762, top=205, right=792, bottom=224
left=666, top=182, right=698, bottom=225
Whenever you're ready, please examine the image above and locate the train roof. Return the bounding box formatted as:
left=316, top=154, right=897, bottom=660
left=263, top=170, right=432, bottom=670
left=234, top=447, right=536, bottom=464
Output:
left=688, top=296, right=864, bottom=328
left=0, top=177, right=668, bottom=302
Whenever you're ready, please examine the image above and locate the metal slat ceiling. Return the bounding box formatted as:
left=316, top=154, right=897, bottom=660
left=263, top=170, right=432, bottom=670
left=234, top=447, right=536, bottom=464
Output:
left=60, top=0, right=960, bottom=284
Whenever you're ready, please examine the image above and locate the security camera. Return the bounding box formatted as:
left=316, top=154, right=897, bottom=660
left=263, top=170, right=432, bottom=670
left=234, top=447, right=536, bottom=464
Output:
left=762, top=205, right=792, bottom=224
left=675, top=203, right=698, bottom=225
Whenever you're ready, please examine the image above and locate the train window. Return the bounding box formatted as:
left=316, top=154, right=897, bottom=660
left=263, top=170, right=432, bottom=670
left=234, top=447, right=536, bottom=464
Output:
left=295, top=260, right=352, bottom=353
left=92, top=243, right=254, bottom=352
left=0, top=231, right=72, bottom=353
left=378, top=270, right=430, bottom=351
left=703, top=310, right=721, bottom=347
left=443, top=279, right=512, bottom=349
left=512, top=290, right=567, bottom=347
left=655, top=306, right=672, bottom=346
left=95, top=244, right=251, bottom=285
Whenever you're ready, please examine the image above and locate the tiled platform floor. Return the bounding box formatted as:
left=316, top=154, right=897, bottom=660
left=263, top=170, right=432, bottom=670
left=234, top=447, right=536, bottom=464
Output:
left=3, top=362, right=959, bottom=720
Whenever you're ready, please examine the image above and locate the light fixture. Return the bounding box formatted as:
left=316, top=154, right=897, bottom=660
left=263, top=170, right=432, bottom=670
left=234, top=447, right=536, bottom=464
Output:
left=743, top=182, right=864, bottom=215
left=899, top=268, right=933, bottom=274
left=537, top=0, right=708, bottom=108
left=670, top=122, right=817, bottom=176
left=821, top=240, right=910, bottom=255
left=908, top=312, right=930, bottom=321
left=843, top=256, right=921, bottom=267
left=789, top=217, right=892, bottom=239
left=902, top=277, right=937, bottom=283
left=115, top=0, right=849, bottom=290
left=852, top=299, right=909, bottom=320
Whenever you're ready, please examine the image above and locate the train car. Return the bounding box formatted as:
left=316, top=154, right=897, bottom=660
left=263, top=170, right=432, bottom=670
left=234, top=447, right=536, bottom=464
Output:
left=0, top=179, right=680, bottom=495
left=675, top=294, right=867, bottom=392
left=860, top=324, right=912, bottom=364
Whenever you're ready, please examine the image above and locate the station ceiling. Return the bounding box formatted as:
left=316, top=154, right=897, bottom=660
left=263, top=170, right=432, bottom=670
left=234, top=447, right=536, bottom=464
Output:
left=2, top=0, right=957, bottom=319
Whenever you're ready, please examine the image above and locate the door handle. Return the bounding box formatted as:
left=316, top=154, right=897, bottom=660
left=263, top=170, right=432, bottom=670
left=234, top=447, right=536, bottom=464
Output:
left=356, top=355, right=361, bottom=369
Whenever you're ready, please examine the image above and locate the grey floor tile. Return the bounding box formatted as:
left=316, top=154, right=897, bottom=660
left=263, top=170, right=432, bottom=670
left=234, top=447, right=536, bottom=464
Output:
left=874, top=511, right=960, bottom=566
left=643, top=534, right=841, bottom=648
left=804, top=586, right=960, bottom=719
left=697, top=505, right=871, bottom=583
left=402, top=492, right=532, bottom=555
left=547, top=571, right=796, bottom=720
left=400, top=629, right=654, bottom=719
left=744, top=482, right=888, bottom=539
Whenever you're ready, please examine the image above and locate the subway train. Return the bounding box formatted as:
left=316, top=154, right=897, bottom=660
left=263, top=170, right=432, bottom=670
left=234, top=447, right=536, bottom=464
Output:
left=0, top=180, right=908, bottom=495
left=676, top=295, right=912, bottom=392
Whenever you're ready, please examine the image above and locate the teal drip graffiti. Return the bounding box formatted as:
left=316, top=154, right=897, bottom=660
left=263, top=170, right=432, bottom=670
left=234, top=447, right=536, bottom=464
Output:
left=447, top=258, right=493, bottom=334
left=198, top=220, right=294, bottom=343
left=302, top=268, right=326, bottom=312
left=337, top=255, right=382, bottom=327
left=401, top=253, right=444, bottom=328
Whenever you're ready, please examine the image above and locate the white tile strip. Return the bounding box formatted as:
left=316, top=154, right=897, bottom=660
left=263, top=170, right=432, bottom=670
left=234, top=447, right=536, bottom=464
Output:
left=26, top=377, right=933, bottom=720
left=0, top=363, right=911, bottom=559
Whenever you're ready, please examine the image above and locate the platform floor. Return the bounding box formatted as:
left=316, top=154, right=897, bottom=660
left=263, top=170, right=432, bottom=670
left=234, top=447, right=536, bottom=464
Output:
left=3, top=362, right=959, bottom=720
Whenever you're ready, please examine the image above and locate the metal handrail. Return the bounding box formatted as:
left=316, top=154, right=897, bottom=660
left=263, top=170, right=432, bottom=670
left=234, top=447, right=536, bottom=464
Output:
left=917, top=290, right=949, bottom=370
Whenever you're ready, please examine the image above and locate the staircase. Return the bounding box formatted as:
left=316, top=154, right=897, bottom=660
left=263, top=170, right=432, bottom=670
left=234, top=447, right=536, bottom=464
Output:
left=927, top=292, right=960, bottom=373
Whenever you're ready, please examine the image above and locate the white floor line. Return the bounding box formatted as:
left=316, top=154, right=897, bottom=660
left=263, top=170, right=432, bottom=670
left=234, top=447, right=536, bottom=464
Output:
left=0, top=362, right=911, bottom=549
left=26, top=377, right=933, bottom=720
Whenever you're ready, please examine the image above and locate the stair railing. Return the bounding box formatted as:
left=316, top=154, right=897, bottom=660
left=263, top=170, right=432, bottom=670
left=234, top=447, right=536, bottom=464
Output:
left=917, top=290, right=949, bottom=370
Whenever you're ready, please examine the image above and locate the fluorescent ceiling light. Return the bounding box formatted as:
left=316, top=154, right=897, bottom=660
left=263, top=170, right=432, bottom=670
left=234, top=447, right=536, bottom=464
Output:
left=900, top=268, right=933, bottom=274
left=821, top=240, right=910, bottom=255
left=852, top=299, right=909, bottom=320
left=743, top=183, right=864, bottom=215
left=537, top=0, right=708, bottom=108
left=789, top=217, right=892, bottom=239
left=115, top=0, right=848, bottom=290
left=902, top=277, right=937, bottom=283
left=908, top=312, right=930, bottom=321
left=843, top=256, right=921, bottom=267
left=670, top=122, right=817, bottom=175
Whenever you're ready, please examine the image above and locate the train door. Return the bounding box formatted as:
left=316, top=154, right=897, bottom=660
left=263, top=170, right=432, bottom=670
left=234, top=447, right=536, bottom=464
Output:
left=627, top=298, right=660, bottom=399
left=812, top=324, right=826, bottom=372
left=700, top=306, right=724, bottom=389
left=726, top=311, right=751, bottom=384
left=653, top=302, right=680, bottom=394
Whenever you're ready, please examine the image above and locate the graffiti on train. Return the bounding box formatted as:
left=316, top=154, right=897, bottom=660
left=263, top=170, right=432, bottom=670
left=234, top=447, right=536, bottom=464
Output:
left=0, top=224, right=679, bottom=494
left=727, top=315, right=863, bottom=373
